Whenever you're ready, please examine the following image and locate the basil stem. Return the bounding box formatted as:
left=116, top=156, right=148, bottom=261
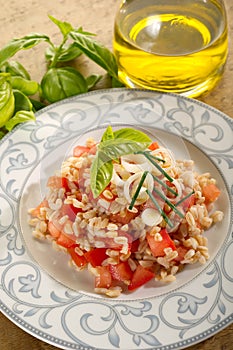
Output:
left=128, top=171, right=148, bottom=210
left=146, top=190, right=173, bottom=228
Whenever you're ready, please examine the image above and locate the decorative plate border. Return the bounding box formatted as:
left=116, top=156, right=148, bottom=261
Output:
left=0, top=88, right=232, bottom=350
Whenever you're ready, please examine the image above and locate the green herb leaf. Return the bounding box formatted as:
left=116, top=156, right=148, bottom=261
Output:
left=13, top=90, right=33, bottom=112
left=48, top=15, right=73, bottom=37
left=41, top=67, right=88, bottom=103
left=101, top=125, right=115, bottom=142
left=69, top=31, right=118, bottom=79
left=0, top=77, right=15, bottom=128
left=0, top=33, right=50, bottom=66
left=90, top=152, right=113, bottom=198
left=99, top=138, right=151, bottom=161
left=1, top=60, right=31, bottom=79
left=10, top=76, right=38, bottom=96
left=113, top=128, right=152, bottom=144
left=29, top=98, right=46, bottom=111
left=45, top=43, right=82, bottom=63
left=86, top=74, right=102, bottom=90
left=5, top=110, right=35, bottom=131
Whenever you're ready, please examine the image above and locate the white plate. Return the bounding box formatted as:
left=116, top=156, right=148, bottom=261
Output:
left=0, top=88, right=232, bottom=350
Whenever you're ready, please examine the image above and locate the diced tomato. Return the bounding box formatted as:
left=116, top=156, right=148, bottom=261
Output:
left=131, top=239, right=140, bottom=253
left=95, top=266, right=112, bottom=289
left=180, top=193, right=195, bottom=212
left=48, top=221, right=61, bottom=238
left=174, top=246, right=188, bottom=263
left=68, top=247, right=87, bottom=268
left=84, top=248, right=108, bottom=267
left=128, top=265, right=155, bottom=291
left=47, top=176, right=71, bottom=193
left=146, top=229, right=176, bottom=257
left=57, top=233, right=77, bottom=248
left=148, top=141, right=159, bottom=151
left=30, top=199, right=48, bottom=217
left=61, top=204, right=82, bottom=221
left=73, top=145, right=90, bottom=157
left=110, top=208, right=139, bottom=225
left=88, top=144, right=97, bottom=155
left=202, top=183, right=221, bottom=204
left=109, top=262, right=133, bottom=282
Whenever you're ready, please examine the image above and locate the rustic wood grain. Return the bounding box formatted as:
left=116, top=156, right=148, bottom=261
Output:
left=0, top=1, right=232, bottom=349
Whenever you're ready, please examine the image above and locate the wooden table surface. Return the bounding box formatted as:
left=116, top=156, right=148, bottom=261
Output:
left=0, top=1, right=232, bottom=349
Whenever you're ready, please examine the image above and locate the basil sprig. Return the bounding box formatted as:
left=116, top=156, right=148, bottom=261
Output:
left=0, top=15, right=124, bottom=138
left=90, top=127, right=152, bottom=198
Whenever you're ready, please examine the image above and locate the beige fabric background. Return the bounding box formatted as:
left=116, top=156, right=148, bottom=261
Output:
left=0, top=0, right=232, bottom=349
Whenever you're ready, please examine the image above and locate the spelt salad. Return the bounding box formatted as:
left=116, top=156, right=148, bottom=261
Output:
left=28, top=126, right=223, bottom=297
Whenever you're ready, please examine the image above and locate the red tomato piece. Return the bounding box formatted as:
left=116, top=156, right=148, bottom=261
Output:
left=47, top=176, right=72, bottom=193
left=146, top=229, right=176, bottom=257
left=68, top=247, right=87, bottom=268
left=95, top=266, right=112, bottom=289
left=57, top=233, right=77, bottom=248
left=202, top=183, right=221, bottom=204
left=110, top=208, right=139, bottom=225
left=30, top=199, right=48, bottom=217
left=128, top=265, right=155, bottom=291
left=181, top=193, right=195, bottom=212
left=48, top=221, right=61, bottom=238
left=174, top=246, right=188, bottom=263
left=148, top=141, right=159, bottom=151
left=84, top=248, right=108, bottom=267
left=73, top=145, right=90, bottom=157
left=61, top=204, right=82, bottom=221
left=131, top=239, right=140, bottom=253
left=109, top=262, right=133, bottom=282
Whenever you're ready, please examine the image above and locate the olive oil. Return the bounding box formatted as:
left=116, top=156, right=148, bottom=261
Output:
left=113, top=0, right=228, bottom=97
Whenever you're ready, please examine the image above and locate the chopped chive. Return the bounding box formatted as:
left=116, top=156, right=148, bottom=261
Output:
left=175, top=190, right=195, bottom=206
left=141, top=151, right=174, bottom=182
left=143, top=151, right=165, bottom=163
left=146, top=190, right=173, bottom=228
left=153, top=187, right=184, bottom=218
left=152, top=174, right=178, bottom=196
left=129, top=171, right=149, bottom=210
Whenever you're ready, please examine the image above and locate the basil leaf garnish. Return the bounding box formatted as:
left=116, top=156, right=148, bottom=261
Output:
left=90, top=126, right=152, bottom=198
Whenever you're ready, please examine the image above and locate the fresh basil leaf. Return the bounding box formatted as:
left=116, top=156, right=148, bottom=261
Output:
left=1, top=60, right=31, bottom=79
left=0, top=78, right=15, bottom=128
left=48, top=15, right=73, bottom=37
left=29, top=98, right=46, bottom=111
left=101, top=125, right=115, bottom=142
left=76, top=26, right=96, bottom=36
left=45, top=43, right=82, bottom=62
left=113, top=128, right=152, bottom=144
left=0, top=129, right=7, bottom=139
left=41, top=67, right=88, bottom=103
left=0, top=33, right=50, bottom=66
left=111, top=76, right=125, bottom=88
left=5, top=110, right=35, bottom=131
left=86, top=74, right=102, bottom=90
left=10, top=76, right=38, bottom=96
left=69, top=31, right=118, bottom=79
left=13, top=90, right=33, bottom=112
left=99, top=138, right=151, bottom=160
left=90, top=154, right=113, bottom=198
